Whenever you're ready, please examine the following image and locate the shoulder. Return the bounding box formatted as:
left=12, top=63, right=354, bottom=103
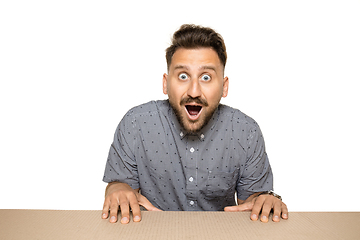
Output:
left=117, top=100, right=168, bottom=134
left=219, top=104, right=265, bottom=148
left=219, top=104, right=260, bottom=129
left=123, top=100, right=169, bottom=119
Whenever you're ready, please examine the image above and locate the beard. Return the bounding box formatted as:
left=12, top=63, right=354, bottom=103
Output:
left=168, top=96, right=219, bottom=134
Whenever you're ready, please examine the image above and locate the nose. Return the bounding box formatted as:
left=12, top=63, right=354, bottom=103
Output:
left=187, top=79, right=201, bottom=98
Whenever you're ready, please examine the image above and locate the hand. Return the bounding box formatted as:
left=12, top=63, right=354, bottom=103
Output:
left=101, top=182, right=161, bottom=224
left=224, top=193, right=288, bottom=222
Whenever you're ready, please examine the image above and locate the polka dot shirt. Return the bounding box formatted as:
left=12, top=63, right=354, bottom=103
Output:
left=103, top=100, right=273, bottom=211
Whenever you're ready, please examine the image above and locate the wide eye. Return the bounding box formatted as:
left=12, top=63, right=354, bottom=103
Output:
left=201, top=74, right=211, bottom=81
left=179, top=73, right=189, bottom=80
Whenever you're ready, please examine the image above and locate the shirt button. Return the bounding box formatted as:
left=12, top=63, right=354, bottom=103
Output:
left=180, top=132, right=184, bottom=137
left=189, top=200, right=195, bottom=206
left=190, top=147, right=195, bottom=153
left=189, top=177, right=194, bottom=182
left=200, top=134, right=204, bottom=139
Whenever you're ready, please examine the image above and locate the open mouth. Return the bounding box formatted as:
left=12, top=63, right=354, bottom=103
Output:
left=185, top=104, right=203, bottom=120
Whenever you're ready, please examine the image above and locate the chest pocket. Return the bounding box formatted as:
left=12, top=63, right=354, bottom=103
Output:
left=204, top=168, right=239, bottom=199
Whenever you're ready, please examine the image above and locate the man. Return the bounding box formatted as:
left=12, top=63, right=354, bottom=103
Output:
left=102, top=24, right=288, bottom=224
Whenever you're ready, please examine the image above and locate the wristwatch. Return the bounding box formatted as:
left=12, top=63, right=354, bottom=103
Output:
left=258, top=190, right=282, bottom=201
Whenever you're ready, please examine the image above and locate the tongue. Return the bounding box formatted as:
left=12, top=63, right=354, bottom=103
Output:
left=187, top=106, right=202, bottom=116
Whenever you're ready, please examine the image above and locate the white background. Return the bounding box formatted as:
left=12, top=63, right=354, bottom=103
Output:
left=1, top=0, right=359, bottom=212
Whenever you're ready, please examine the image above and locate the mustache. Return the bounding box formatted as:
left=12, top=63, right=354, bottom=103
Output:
left=180, top=97, right=208, bottom=107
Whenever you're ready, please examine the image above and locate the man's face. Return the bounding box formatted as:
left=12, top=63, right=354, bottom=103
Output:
left=163, top=48, right=229, bottom=133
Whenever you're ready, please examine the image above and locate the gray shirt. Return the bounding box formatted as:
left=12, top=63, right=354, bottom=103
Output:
left=103, top=100, right=273, bottom=211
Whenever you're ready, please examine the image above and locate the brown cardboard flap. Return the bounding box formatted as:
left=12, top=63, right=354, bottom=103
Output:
left=0, top=210, right=359, bottom=240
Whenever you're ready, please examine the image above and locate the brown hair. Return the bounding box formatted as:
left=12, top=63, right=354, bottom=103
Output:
left=166, top=24, right=227, bottom=71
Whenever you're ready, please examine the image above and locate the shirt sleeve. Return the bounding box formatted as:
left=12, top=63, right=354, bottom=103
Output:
left=236, top=123, right=273, bottom=201
left=102, top=114, right=140, bottom=190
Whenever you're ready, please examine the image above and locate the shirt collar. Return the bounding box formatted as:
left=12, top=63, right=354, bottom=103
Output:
left=167, top=101, right=220, bottom=141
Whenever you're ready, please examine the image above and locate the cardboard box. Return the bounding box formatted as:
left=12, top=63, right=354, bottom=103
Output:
left=0, top=210, right=359, bottom=240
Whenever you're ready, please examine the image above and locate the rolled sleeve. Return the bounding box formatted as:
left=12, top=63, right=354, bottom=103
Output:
left=103, top=115, right=139, bottom=189
left=236, top=125, right=273, bottom=201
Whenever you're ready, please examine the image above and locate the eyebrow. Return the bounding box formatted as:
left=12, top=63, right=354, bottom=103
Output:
left=174, top=65, right=189, bottom=71
left=199, top=65, right=217, bottom=72
left=173, top=65, right=217, bottom=72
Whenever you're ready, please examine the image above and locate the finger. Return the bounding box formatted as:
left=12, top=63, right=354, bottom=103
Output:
left=119, top=197, right=131, bottom=224
left=281, top=202, right=289, bottom=219
left=259, top=197, right=273, bottom=223
left=109, top=201, right=119, bottom=223
left=138, top=194, right=162, bottom=211
left=102, top=198, right=110, bottom=219
left=128, top=195, right=142, bottom=222
left=224, top=201, right=254, bottom=212
left=250, top=196, right=265, bottom=221
left=272, top=200, right=282, bottom=222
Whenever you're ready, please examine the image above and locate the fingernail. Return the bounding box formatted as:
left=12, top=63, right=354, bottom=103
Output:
left=261, top=216, right=267, bottom=221
left=251, top=214, right=257, bottom=220
left=283, top=213, right=288, bottom=218
left=102, top=213, right=107, bottom=219
left=121, top=217, right=129, bottom=224
left=110, top=216, right=116, bottom=222
left=133, top=216, right=141, bottom=222
left=274, top=215, right=279, bottom=221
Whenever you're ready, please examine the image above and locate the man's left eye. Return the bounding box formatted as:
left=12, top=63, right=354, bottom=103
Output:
left=201, top=74, right=211, bottom=81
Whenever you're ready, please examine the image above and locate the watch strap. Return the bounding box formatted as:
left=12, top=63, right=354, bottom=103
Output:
left=258, top=190, right=282, bottom=201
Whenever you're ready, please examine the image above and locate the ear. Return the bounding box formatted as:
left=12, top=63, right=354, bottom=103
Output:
left=222, top=76, right=229, bottom=98
left=162, top=73, right=168, bottom=95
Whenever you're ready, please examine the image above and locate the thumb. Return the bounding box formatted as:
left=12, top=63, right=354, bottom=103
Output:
left=224, top=201, right=254, bottom=212
left=137, top=193, right=162, bottom=211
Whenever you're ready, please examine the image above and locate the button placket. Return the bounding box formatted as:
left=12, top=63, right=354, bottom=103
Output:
left=184, top=135, right=199, bottom=210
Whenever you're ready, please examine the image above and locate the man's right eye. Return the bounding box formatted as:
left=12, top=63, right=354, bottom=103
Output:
left=179, top=73, right=188, bottom=80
